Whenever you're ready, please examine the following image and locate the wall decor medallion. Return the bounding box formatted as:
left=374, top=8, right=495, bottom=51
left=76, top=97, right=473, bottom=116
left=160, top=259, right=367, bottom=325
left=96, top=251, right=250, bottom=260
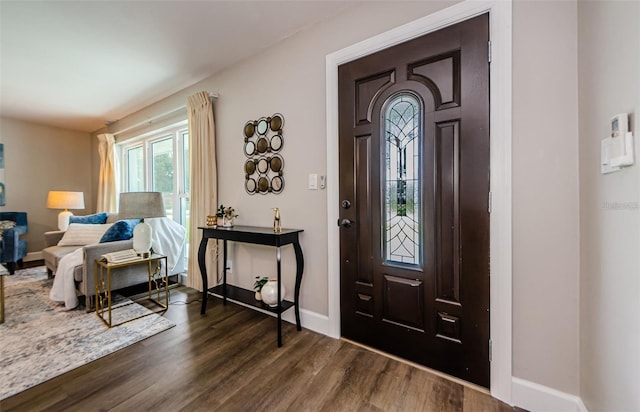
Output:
left=243, top=113, right=285, bottom=195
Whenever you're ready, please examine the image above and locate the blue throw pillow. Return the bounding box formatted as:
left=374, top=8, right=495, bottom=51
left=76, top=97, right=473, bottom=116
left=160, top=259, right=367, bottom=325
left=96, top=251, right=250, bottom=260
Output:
left=99, top=219, right=140, bottom=243
left=69, top=213, right=108, bottom=225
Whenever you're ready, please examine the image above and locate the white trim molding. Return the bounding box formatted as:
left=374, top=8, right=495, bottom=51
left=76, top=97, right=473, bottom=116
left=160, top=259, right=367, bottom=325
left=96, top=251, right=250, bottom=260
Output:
left=282, top=308, right=329, bottom=335
left=513, top=377, right=588, bottom=412
left=325, top=0, right=513, bottom=404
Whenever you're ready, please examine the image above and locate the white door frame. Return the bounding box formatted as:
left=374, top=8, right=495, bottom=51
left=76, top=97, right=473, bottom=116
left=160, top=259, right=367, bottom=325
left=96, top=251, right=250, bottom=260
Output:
left=325, top=0, right=513, bottom=403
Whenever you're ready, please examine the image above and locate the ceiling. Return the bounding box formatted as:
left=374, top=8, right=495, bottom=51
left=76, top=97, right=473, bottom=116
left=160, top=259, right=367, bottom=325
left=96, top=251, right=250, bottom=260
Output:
left=0, top=1, right=355, bottom=133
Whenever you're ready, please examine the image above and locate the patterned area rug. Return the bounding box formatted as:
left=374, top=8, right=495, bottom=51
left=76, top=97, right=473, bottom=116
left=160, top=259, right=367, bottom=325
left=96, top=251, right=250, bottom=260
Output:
left=0, top=266, right=175, bottom=400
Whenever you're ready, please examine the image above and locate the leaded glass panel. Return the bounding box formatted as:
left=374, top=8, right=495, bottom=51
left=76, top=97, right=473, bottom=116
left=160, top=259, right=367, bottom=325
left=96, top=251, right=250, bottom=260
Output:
left=383, top=94, right=421, bottom=265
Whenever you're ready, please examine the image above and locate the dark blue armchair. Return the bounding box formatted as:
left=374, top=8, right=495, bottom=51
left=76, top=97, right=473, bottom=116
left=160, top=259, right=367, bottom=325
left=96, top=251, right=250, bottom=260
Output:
left=0, top=212, right=27, bottom=274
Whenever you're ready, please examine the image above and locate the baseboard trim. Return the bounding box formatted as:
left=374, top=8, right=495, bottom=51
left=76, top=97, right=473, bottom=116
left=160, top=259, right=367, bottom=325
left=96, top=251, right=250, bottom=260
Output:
left=282, top=308, right=329, bottom=335
left=512, top=377, right=588, bottom=412
left=24, top=252, right=43, bottom=262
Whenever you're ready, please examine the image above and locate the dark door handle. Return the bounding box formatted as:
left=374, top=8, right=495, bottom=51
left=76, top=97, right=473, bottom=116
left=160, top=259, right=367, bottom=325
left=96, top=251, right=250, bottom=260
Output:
left=339, top=219, right=353, bottom=228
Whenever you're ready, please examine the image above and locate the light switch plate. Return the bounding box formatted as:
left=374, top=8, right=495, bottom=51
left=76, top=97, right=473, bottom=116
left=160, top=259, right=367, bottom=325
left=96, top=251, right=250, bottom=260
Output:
left=308, top=173, right=318, bottom=190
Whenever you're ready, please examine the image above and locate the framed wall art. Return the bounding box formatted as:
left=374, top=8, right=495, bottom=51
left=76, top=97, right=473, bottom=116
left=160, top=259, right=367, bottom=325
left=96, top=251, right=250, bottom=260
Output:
left=243, top=114, right=285, bottom=195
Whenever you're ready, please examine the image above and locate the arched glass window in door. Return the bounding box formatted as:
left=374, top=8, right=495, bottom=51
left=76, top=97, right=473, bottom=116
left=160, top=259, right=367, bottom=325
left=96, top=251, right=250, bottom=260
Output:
left=383, top=93, right=421, bottom=266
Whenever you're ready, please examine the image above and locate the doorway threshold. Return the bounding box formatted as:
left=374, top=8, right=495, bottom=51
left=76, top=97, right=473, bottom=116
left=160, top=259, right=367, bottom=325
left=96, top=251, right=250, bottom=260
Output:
left=340, top=337, right=490, bottom=395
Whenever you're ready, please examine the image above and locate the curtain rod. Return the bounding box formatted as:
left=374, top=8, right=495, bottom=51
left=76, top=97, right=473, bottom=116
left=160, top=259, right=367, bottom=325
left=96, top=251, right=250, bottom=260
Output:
left=111, top=93, right=218, bottom=137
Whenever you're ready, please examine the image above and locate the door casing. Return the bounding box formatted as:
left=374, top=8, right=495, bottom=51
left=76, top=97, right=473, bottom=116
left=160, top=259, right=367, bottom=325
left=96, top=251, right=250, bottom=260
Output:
left=325, top=0, right=513, bottom=403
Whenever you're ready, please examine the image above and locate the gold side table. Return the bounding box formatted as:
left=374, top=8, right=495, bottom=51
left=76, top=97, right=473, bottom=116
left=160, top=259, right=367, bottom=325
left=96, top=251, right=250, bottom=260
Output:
left=94, top=254, right=169, bottom=328
left=0, top=264, right=8, bottom=324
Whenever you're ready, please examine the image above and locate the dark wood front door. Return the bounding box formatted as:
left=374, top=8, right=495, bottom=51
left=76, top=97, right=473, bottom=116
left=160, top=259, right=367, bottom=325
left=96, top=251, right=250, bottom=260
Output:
left=338, top=14, right=490, bottom=388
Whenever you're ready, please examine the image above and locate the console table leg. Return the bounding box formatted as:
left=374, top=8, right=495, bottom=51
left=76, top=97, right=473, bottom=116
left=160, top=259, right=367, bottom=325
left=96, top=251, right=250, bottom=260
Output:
left=223, top=239, right=228, bottom=306
left=198, top=237, right=208, bottom=315
left=293, top=239, right=304, bottom=331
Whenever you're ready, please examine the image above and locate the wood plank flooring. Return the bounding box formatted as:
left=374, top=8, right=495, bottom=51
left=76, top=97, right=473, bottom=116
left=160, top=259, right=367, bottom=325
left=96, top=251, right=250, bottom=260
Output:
left=1, top=286, right=519, bottom=412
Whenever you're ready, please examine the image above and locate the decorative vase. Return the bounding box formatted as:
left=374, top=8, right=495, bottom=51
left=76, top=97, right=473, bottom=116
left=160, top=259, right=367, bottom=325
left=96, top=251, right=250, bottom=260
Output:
left=255, top=291, right=262, bottom=301
left=223, top=216, right=234, bottom=227
left=260, top=279, right=285, bottom=307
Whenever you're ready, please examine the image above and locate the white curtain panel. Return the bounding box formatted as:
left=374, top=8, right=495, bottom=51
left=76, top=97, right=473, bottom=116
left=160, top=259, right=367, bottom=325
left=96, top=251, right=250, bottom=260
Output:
left=96, top=133, right=118, bottom=213
left=186, top=91, right=217, bottom=291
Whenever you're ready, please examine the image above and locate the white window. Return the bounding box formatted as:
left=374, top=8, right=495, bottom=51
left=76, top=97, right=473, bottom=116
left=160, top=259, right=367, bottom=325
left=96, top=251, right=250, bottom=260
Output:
left=118, top=121, right=190, bottom=229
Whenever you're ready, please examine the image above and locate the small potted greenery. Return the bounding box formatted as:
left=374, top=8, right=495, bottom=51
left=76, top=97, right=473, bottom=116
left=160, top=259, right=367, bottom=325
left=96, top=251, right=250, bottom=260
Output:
left=216, top=204, right=238, bottom=227
left=254, top=276, right=269, bottom=301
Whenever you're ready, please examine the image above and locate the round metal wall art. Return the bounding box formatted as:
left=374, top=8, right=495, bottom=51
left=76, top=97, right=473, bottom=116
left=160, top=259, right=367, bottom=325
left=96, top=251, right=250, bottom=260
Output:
left=244, top=122, right=255, bottom=138
left=256, top=118, right=269, bottom=135
left=256, top=137, right=269, bottom=154
left=257, top=157, right=269, bottom=174
left=243, top=113, right=285, bottom=195
left=270, top=155, right=283, bottom=173
left=270, top=114, right=284, bottom=131
left=246, top=178, right=257, bottom=194
left=271, top=175, right=284, bottom=193
left=258, top=176, right=270, bottom=193
left=245, top=159, right=256, bottom=175
left=270, top=134, right=283, bottom=151
left=244, top=140, right=256, bottom=156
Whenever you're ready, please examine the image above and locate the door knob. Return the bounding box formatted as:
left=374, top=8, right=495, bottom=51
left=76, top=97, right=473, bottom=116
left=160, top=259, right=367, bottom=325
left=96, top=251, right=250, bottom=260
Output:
left=339, top=219, right=353, bottom=228
left=341, top=200, right=351, bottom=209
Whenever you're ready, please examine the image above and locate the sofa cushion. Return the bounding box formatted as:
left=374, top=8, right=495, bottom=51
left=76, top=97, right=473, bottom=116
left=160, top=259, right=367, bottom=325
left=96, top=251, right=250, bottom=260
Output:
left=43, top=244, right=83, bottom=272
left=58, top=223, right=112, bottom=246
left=99, top=219, right=140, bottom=243
left=105, top=213, right=120, bottom=224
left=69, top=213, right=108, bottom=225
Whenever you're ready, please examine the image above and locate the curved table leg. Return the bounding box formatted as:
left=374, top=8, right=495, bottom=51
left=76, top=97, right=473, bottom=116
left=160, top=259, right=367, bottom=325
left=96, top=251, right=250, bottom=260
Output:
left=293, top=237, right=304, bottom=331
left=198, top=237, right=208, bottom=315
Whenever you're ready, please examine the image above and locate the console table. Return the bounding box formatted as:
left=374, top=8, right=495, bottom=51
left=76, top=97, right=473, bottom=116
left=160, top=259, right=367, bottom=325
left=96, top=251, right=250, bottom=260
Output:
left=197, top=225, right=304, bottom=347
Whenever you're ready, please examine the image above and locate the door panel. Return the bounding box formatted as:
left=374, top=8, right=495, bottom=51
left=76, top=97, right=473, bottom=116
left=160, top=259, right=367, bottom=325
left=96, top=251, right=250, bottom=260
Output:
left=436, top=120, right=460, bottom=304
left=339, top=14, right=490, bottom=387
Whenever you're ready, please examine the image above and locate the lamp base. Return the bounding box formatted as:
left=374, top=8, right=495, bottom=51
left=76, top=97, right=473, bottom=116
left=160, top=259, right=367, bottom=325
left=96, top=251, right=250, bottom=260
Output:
left=58, top=210, right=73, bottom=231
left=132, top=220, right=153, bottom=256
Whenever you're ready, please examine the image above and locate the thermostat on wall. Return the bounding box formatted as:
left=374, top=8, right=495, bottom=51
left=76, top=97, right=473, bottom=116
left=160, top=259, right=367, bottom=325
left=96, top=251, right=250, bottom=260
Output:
left=601, top=113, right=634, bottom=174
left=611, top=113, right=629, bottom=138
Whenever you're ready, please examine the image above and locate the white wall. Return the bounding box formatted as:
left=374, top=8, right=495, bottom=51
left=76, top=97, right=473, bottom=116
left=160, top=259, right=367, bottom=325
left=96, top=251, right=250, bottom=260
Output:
left=0, top=117, right=93, bottom=252
left=578, top=1, right=640, bottom=410
left=101, top=0, right=584, bottom=401
left=512, top=0, right=581, bottom=396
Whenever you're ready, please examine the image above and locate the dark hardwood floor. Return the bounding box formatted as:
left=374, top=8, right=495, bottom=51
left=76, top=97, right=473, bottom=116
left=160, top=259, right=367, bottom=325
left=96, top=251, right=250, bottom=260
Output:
left=1, top=286, right=518, bottom=411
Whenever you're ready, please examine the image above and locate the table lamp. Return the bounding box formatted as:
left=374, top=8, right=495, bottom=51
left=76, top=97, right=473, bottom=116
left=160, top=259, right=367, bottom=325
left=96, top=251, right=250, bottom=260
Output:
left=118, top=192, right=166, bottom=257
left=47, top=191, right=85, bottom=230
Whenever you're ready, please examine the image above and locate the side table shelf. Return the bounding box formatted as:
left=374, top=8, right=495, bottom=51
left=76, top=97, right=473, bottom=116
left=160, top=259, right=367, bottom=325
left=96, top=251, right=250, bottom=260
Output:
left=208, top=284, right=295, bottom=314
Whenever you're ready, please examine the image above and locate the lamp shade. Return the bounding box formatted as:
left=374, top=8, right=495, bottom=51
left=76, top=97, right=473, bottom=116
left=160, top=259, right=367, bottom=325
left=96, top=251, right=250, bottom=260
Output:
left=118, top=192, right=166, bottom=220
left=46, top=191, right=85, bottom=230
left=46, top=191, right=85, bottom=210
left=118, top=192, right=166, bottom=257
